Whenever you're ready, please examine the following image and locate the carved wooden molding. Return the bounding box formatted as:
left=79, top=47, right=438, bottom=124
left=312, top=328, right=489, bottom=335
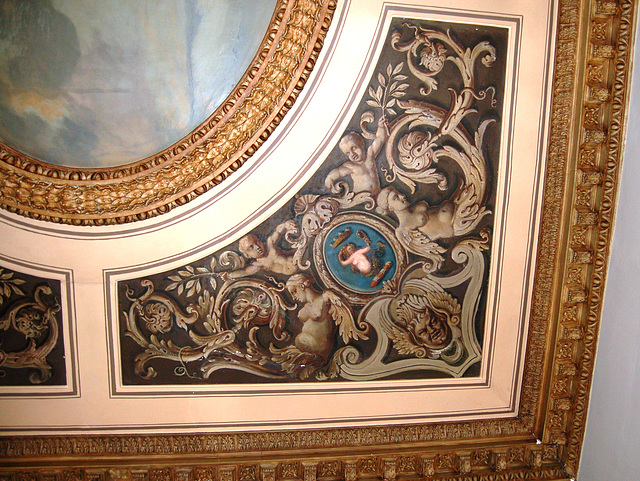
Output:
left=546, top=0, right=637, bottom=476
left=0, top=0, right=636, bottom=480
left=0, top=0, right=336, bottom=225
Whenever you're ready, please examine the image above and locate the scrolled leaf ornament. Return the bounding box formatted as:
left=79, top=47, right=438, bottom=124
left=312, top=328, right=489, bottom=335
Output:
left=116, top=18, right=503, bottom=385
left=0, top=284, right=61, bottom=384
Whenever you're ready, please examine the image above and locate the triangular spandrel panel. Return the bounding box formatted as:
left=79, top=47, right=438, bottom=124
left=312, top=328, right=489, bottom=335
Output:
left=113, top=17, right=512, bottom=389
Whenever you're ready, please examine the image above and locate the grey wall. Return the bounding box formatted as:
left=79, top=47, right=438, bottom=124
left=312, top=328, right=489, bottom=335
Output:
left=578, top=16, right=640, bottom=480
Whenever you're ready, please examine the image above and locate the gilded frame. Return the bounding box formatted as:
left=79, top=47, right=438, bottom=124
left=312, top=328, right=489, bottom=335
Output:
left=0, top=0, right=636, bottom=480
left=0, top=0, right=336, bottom=226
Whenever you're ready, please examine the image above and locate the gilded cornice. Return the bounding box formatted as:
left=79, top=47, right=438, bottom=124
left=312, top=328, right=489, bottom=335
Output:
left=545, top=0, right=636, bottom=476
left=0, top=1, right=636, bottom=480
left=0, top=0, right=336, bottom=225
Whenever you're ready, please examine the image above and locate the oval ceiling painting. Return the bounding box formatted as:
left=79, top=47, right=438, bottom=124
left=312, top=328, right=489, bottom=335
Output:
left=0, top=0, right=277, bottom=168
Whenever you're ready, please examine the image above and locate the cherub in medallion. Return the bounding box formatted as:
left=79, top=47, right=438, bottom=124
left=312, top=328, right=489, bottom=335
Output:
left=324, top=116, right=389, bottom=196
left=338, top=230, right=388, bottom=277
left=339, top=242, right=372, bottom=275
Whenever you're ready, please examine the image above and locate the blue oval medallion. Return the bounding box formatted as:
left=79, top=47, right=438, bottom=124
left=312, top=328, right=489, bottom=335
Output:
left=324, top=221, right=397, bottom=293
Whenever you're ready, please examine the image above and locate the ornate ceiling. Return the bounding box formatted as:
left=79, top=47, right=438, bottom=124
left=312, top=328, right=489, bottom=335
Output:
left=0, top=0, right=636, bottom=480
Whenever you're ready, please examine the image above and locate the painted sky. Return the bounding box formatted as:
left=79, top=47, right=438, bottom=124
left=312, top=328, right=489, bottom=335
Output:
left=0, top=0, right=277, bottom=167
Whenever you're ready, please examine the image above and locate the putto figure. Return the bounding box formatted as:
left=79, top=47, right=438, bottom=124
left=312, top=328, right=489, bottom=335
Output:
left=285, top=273, right=368, bottom=358
left=337, top=229, right=387, bottom=277
left=324, top=116, right=389, bottom=196
left=376, top=186, right=455, bottom=241
left=224, top=220, right=299, bottom=279
left=338, top=242, right=373, bottom=275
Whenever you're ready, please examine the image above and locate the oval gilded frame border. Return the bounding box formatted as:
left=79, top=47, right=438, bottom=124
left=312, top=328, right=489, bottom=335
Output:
left=0, top=0, right=336, bottom=226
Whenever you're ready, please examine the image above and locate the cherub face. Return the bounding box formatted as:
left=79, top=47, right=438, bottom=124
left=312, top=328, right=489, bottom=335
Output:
left=387, top=189, right=410, bottom=212
left=409, top=308, right=451, bottom=349
left=339, top=136, right=365, bottom=163
left=287, top=283, right=305, bottom=302
left=342, top=243, right=356, bottom=256
left=239, top=234, right=265, bottom=259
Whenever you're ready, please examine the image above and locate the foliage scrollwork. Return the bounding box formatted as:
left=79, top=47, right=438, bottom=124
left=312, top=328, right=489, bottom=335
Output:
left=118, top=18, right=502, bottom=384
left=0, top=270, right=62, bottom=384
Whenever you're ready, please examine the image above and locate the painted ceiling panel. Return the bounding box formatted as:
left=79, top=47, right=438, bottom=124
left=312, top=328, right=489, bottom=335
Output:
left=0, top=0, right=554, bottom=436
left=0, top=0, right=278, bottom=168
left=0, top=0, right=333, bottom=223
left=0, top=0, right=635, bottom=479
left=0, top=256, right=76, bottom=396
left=111, top=16, right=508, bottom=388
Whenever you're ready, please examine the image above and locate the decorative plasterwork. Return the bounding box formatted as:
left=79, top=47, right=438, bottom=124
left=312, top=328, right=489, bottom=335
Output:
left=0, top=258, right=77, bottom=397
left=0, top=0, right=635, bottom=480
left=0, top=0, right=336, bottom=226
left=544, top=0, right=636, bottom=475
